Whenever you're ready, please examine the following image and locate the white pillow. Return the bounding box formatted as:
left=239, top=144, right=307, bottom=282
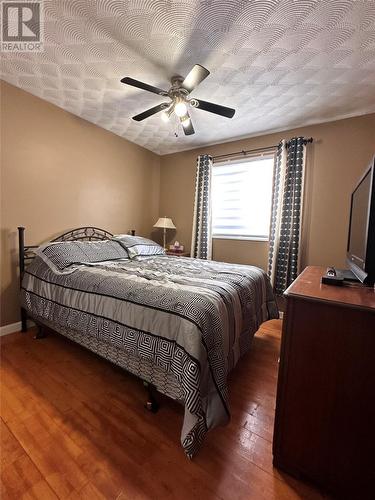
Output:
left=112, top=235, right=165, bottom=259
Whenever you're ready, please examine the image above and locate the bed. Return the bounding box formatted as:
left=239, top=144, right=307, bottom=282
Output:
left=18, top=226, right=278, bottom=458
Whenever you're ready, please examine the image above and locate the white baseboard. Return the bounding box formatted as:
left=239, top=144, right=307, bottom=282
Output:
left=0, top=320, right=35, bottom=337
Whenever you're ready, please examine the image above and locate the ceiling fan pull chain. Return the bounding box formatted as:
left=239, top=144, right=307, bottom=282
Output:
left=174, top=114, right=179, bottom=137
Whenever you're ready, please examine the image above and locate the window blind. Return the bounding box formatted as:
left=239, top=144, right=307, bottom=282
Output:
left=211, top=155, right=274, bottom=239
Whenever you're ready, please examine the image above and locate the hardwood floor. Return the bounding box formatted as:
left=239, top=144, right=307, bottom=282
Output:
left=1, top=320, right=326, bottom=499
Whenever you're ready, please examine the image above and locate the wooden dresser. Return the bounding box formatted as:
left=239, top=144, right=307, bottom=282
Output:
left=273, top=266, right=375, bottom=499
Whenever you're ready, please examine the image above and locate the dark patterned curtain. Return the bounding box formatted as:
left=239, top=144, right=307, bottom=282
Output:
left=268, top=137, right=308, bottom=294
left=191, top=154, right=213, bottom=259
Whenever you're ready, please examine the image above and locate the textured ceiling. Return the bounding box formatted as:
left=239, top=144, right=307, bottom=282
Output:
left=2, top=0, right=375, bottom=155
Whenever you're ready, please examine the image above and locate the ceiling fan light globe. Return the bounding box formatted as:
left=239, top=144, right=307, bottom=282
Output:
left=161, top=111, right=170, bottom=122
left=174, top=101, right=188, bottom=117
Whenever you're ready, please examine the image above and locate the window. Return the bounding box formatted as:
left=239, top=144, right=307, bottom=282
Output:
left=211, top=154, right=274, bottom=240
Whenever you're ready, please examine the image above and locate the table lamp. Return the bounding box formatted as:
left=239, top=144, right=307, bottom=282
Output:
left=153, top=217, right=176, bottom=249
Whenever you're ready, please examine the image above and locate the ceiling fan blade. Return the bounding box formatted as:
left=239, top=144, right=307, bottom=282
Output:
left=182, top=65, right=210, bottom=93
left=132, top=103, right=169, bottom=122
left=194, top=99, right=235, bottom=118
left=180, top=114, right=195, bottom=135
left=121, top=77, right=167, bottom=96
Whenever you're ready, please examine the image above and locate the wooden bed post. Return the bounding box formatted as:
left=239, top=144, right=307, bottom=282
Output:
left=18, top=226, right=28, bottom=332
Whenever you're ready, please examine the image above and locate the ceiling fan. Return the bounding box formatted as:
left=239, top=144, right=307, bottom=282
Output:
left=120, top=64, right=235, bottom=136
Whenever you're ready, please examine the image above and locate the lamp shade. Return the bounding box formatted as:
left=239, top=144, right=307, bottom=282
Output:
left=153, top=217, right=176, bottom=230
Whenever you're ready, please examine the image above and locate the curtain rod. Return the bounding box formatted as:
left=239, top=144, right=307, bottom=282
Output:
left=212, top=137, right=313, bottom=161
left=213, top=145, right=278, bottom=161
left=286, top=137, right=313, bottom=147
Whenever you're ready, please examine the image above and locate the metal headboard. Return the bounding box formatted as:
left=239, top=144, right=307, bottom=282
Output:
left=18, top=226, right=120, bottom=332
left=50, top=226, right=114, bottom=242
left=18, top=225, right=114, bottom=283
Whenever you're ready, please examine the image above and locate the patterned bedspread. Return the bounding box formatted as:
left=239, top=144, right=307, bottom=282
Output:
left=21, top=254, right=278, bottom=457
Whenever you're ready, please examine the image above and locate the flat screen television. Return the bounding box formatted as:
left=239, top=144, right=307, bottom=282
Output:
left=346, top=155, right=375, bottom=285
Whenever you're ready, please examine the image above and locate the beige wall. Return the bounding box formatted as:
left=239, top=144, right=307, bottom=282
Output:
left=0, top=81, right=160, bottom=326
left=159, top=114, right=375, bottom=270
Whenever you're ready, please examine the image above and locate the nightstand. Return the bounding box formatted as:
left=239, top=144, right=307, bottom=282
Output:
left=166, top=250, right=190, bottom=257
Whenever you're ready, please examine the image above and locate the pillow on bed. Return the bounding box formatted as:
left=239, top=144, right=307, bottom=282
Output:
left=36, top=240, right=129, bottom=271
left=112, top=234, right=165, bottom=259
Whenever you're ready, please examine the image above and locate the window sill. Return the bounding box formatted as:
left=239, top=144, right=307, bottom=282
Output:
left=212, top=235, right=269, bottom=242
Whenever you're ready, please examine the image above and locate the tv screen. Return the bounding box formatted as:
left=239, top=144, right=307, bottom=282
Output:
left=348, top=169, right=371, bottom=270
